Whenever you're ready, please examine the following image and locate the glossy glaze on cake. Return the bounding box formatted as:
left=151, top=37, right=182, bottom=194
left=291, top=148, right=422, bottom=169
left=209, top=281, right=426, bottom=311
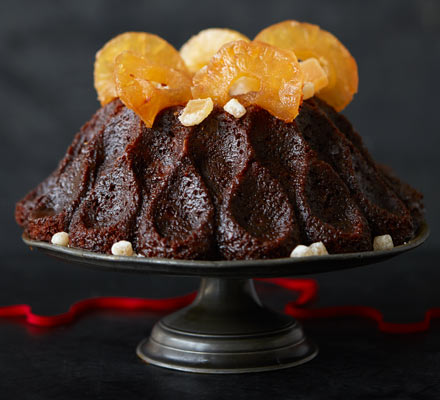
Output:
left=15, top=98, right=424, bottom=260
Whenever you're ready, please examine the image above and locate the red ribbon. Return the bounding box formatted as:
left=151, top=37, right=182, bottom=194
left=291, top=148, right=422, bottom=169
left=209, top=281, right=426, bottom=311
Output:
left=1, top=278, right=438, bottom=334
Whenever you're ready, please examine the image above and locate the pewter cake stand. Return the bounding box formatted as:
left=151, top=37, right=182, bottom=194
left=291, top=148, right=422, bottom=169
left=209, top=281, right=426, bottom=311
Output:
left=23, top=223, right=428, bottom=374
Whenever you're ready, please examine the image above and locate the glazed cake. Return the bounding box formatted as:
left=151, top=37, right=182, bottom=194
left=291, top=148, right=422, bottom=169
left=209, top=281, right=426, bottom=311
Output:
left=15, top=21, right=424, bottom=260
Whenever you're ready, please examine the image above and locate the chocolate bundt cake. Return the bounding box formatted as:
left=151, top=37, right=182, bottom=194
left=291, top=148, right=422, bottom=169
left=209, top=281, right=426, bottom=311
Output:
left=16, top=98, right=424, bottom=259
left=16, top=23, right=425, bottom=259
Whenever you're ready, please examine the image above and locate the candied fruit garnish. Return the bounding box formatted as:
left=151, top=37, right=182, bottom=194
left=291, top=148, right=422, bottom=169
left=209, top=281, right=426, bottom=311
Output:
left=191, top=40, right=303, bottom=122
left=300, top=57, right=329, bottom=99
left=94, top=32, right=189, bottom=105
left=302, top=82, right=315, bottom=100
left=114, top=51, right=192, bottom=128
left=180, top=28, right=250, bottom=74
left=255, top=20, right=358, bottom=111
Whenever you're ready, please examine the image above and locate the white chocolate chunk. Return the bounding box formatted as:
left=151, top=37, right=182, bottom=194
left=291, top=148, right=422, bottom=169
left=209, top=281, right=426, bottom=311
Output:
left=373, top=234, right=394, bottom=251
left=290, top=241, right=329, bottom=258
left=111, top=240, right=134, bottom=256
left=229, top=76, right=261, bottom=96
left=309, top=241, right=329, bottom=256
left=224, top=98, right=246, bottom=118
left=51, top=232, right=69, bottom=247
left=290, top=245, right=313, bottom=258
left=179, top=98, right=214, bottom=126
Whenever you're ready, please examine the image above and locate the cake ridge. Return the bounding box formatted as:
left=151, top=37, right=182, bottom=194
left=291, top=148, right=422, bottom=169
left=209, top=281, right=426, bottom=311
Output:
left=303, top=99, right=414, bottom=243
left=247, top=103, right=371, bottom=254
left=132, top=112, right=215, bottom=259
left=68, top=105, right=143, bottom=253
left=15, top=100, right=124, bottom=241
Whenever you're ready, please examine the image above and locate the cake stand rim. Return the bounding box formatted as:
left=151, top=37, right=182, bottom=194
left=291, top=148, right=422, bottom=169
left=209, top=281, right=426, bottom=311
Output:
left=21, top=222, right=429, bottom=278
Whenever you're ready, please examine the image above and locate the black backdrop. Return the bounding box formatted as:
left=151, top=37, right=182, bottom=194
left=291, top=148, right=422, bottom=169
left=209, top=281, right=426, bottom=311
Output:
left=1, top=1, right=440, bottom=398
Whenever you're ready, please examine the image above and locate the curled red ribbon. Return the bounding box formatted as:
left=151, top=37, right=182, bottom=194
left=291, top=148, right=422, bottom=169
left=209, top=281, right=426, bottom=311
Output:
left=0, top=278, right=438, bottom=334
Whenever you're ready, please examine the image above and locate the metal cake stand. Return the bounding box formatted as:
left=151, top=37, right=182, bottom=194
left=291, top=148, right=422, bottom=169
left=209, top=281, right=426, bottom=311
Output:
left=22, top=223, right=429, bottom=374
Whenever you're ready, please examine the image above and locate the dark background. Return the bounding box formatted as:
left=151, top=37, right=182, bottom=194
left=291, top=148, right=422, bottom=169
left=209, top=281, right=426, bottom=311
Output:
left=0, top=0, right=439, bottom=399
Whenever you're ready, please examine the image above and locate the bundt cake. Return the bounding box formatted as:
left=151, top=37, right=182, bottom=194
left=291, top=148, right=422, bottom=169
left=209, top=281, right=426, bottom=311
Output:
left=15, top=22, right=424, bottom=260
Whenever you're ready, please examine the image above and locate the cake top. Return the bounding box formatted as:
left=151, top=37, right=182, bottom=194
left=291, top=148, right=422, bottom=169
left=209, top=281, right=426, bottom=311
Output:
left=94, top=21, right=358, bottom=128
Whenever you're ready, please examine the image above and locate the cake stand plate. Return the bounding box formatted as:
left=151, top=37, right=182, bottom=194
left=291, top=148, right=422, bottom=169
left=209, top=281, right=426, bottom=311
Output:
left=22, top=223, right=429, bottom=374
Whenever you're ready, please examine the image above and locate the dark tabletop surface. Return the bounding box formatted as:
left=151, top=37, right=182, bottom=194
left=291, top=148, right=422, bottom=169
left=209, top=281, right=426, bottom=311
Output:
left=1, top=0, right=439, bottom=398
left=1, top=248, right=439, bottom=399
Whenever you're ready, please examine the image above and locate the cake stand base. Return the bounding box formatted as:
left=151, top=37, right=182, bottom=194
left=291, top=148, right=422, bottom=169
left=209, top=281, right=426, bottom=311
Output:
left=136, top=278, right=318, bottom=374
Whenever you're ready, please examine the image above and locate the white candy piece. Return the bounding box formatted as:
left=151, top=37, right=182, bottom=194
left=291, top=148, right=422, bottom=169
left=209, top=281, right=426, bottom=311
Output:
left=290, top=241, right=329, bottom=258
left=111, top=240, right=134, bottom=256
left=51, top=231, right=69, bottom=247
left=223, top=98, right=246, bottom=118
left=309, top=241, right=329, bottom=256
left=290, top=245, right=313, bottom=258
left=178, top=98, right=214, bottom=126
left=373, top=234, right=394, bottom=251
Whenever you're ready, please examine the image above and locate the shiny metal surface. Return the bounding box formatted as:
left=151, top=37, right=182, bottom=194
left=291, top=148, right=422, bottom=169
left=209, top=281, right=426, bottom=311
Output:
left=21, top=223, right=429, bottom=373
left=22, top=222, right=429, bottom=278
left=136, top=278, right=318, bottom=373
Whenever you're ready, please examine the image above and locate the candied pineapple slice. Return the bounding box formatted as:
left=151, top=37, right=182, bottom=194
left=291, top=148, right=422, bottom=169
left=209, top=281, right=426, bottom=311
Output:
left=255, top=20, right=358, bottom=111
left=114, top=52, right=192, bottom=128
left=94, top=32, right=189, bottom=105
left=191, top=40, right=303, bottom=122
left=180, top=28, right=250, bottom=74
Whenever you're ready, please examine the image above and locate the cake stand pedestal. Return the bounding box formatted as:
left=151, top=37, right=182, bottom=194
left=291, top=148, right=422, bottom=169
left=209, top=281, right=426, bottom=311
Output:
left=23, top=223, right=428, bottom=374
left=137, top=277, right=316, bottom=373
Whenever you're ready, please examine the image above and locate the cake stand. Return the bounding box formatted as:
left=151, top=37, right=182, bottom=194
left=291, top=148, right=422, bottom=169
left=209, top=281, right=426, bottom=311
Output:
left=22, top=223, right=429, bottom=374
